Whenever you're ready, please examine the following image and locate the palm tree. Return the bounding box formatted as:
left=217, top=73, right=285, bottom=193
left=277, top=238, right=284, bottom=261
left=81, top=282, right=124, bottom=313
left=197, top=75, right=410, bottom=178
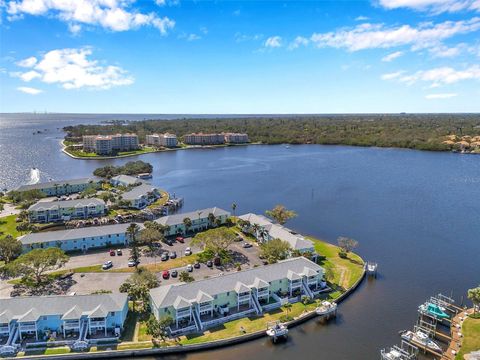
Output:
left=231, top=203, right=237, bottom=217
left=208, top=213, right=216, bottom=227
left=183, top=217, right=192, bottom=235
left=283, top=302, right=292, bottom=315
left=127, top=223, right=141, bottom=270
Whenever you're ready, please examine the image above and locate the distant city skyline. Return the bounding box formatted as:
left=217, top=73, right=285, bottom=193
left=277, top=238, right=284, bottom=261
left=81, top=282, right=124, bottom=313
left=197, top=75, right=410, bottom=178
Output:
left=1, top=0, right=480, bottom=113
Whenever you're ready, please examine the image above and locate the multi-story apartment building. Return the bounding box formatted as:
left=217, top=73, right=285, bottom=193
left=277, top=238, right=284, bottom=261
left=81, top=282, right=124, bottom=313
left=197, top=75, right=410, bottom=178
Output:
left=28, top=198, right=107, bottom=223
left=82, top=134, right=139, bottom=155
left=149, top=257, right=325, bottom=335
left=155, top=207, right=230, bottom=236
left=15, top=177, right=102, bottom=196
left=0, top=293, right=128, bottom=345
left=224, top=133, right=249, bottom=144
left=18, top=223, right=136, bottom=253
left=183, top=133, right=225, bottom=145
left=145, top=133, right=178, bottom=148
left=121, top=184, right=161, bottom=209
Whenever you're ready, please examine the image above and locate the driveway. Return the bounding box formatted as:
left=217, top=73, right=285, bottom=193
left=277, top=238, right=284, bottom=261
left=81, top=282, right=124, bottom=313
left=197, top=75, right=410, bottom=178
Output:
left=0, top=203, right=20, bottom=218
left=69, top=272, right=131, bottom=295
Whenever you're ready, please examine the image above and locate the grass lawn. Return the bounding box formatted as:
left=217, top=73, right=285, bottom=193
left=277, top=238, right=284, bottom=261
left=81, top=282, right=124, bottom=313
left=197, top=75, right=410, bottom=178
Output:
left=0, top=214, right=22, bottom=238
left=147, top=190, right=170, bottom=209
left=110, top=254, right=201, bottom=273
left=64, top=145, right=159, bottom=158
left=455, top=315, right=480, bottom=360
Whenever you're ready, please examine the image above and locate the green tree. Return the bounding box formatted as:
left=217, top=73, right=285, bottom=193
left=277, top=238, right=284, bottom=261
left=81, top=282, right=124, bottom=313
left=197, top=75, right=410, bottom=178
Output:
left=337, top=236, right=358, bottom=253
left=231, top=203, right=237, bottom=217
left=283, top=302, right=292, bottom=315
left=120, top=267, right=160, bottom=292
left=265, top=205, right=297, bottom=225
left=207, top=213, right=216, bottom=227
left=7, top=248, right=68, bottom=284
left=0, top=203, right=4, bottom=212
left=191, top=227, right=236, bottom=262
left=127, top=223, right=141, bottom=270
left=179, top=271, right=194, bottom=283
left=145, top=315, right=173, bottom=343
left=183, top=217, right=192, bottom=234
left=260, top=238, right=291, bottom=263
left=0, top=235, right=23, bottom=264
left=140, top=222, right=164, bottom=253
left=468, top=286, right=480, bottom=314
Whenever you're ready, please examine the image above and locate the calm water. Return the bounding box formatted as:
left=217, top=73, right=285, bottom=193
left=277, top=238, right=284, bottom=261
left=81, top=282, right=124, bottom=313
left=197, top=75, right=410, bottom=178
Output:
left=0, top=114, right=479, bottom=359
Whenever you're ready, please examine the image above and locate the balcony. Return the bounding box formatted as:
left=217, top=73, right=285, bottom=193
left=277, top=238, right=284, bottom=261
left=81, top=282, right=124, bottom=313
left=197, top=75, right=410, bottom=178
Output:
left=0, top=326, right=9, bottom=334
left=89, top=320, right=106, bottom=328
left=176, top=310, right=191, bottom=319
left=19, top=324, right=37, bottom=332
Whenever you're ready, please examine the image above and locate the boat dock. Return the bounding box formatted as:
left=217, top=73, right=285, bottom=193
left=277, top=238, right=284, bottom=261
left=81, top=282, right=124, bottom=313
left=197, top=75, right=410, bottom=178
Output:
left=439, top=308, right=473, bottom=360
left=365, top=261, right=378, bottom=278
left=380, top=340, right=418, bottom=360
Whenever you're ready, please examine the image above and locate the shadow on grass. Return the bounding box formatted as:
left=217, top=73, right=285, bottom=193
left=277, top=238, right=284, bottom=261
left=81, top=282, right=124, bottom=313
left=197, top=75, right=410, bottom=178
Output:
left=265, top=308, right=283, bottom=316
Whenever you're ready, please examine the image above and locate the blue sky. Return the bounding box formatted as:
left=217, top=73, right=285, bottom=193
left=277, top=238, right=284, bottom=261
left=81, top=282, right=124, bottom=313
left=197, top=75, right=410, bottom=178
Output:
left=1, top=0, right=480, bottom=113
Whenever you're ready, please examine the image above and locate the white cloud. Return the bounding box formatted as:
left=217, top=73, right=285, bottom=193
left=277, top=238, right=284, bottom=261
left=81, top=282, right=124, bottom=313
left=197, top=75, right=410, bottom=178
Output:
left=288, top=36, right=309, bottom=50
left=378, top=0, right=480, bottom=14
left=355, top=15, right=369, bottom=21
left=17, top=86, right=42, bottom=94
left=309, top=18, right=480, bottom=52
left=14, top=47, right=134, bottom=90
left=264, top=36, right=282, bottom=48
left=16, top=56, right=37, bottom=67
left=6, top=0, right=175, bottom=34
left=381, top=70, right=405, bottom=80
left=68, top=23, right=82, bottom=34
left=178, top=32, right=201, bottom=41
left=235, top=32, right=263, bottom=43
left=382, top=51, right=403, bottom=61
left=155, top=0, right=166, bottom=5
left=382, top=65, right=480, bottom=86
left=425, top=93, right=458, bottom=99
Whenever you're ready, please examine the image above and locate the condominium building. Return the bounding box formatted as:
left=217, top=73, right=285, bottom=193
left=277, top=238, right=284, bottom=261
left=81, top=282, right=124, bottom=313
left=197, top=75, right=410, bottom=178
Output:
left=28, top=198, right=107, bottom=223
left=224, top=133, right=249, bottom=144
left=17, top=223, right=135, bottom=253
left=145, top=133, right=178, bottom=148
left=0, top=293, right=128, bottom=346
left=15, top=178, right=102, bottom=197
left=183, top=133, right=225, bottom=145
left=121, top=184, right=161, bottom=209
left=110, top=175, right=142, bottom=187
left=149, top=257, right=325, bottom=335
left=238, top=213, right=316, bottom=255
left=82, top=134, right=139, bottom=155
left=155, top=207, right=230, bottom=236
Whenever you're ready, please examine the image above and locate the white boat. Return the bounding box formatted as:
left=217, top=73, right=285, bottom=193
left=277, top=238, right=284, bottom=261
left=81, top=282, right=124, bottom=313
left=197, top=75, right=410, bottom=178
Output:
left=315, top=301, right=337, bottom=316
left=381, top=348, right=404, bottom=360
left=266, top=323, right=288, bottom=338
left=401, top=330, right=442, bottom=353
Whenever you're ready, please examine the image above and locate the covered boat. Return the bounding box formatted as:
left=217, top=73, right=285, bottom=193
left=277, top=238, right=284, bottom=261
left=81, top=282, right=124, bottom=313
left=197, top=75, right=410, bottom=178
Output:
left=401, top=330, right=442, bottom=353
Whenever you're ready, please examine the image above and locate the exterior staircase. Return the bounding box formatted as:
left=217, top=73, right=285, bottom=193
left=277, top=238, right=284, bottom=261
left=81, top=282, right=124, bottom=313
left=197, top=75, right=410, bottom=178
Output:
left=192, top=307, right=203, bottom=332
left=302, top=279, right=314, bottom=299
left=251, top=293, right=263, bottom=315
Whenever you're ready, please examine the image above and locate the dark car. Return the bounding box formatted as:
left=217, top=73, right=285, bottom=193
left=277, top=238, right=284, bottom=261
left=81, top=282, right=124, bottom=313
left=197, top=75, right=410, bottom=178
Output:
left=169, top=251, right=177, bottom=259
left=165, top=239, right=174, bottom=246
left=213, top=257, right=221, bottom=266
left=116, top=249, right=123, bottom=256
left=242, top=242, right=253, bottom=248
left=109, top=249, right=115, bottom=256
left=171, top=269, right=178, bottom=278
left=162, top=270, right=170, bottom=279
left=194, top=262, right=200, bottom=269
left=206, top=260, right=213, bottom=268
left=161, top=253, right=169, bottom=261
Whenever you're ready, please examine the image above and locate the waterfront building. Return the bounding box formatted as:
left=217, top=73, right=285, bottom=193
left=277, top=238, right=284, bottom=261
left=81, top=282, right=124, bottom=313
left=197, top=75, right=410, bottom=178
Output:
left=17, top=223, right=134, bottom=253
left=121, top=184, right=161, bottom=209
left=149, top=257, right=325, bottom=335
left=183, top=133, right=225, bottom=145
left=145, top=133, right=178, bottom=148
left=0, top=293, right=128, bottom=343
left=238, top=213, right=316, bottom=255
left=110, top=175, right=142, bottom=187
left=28, top=198, right=107, bottom=223
left=15, top=178, right=102, bottom=196
left=82, top=134, right=139, bottom=155
left=155, top=207, right=230, bottom=236
left=224, top=133, right=249, bottom=144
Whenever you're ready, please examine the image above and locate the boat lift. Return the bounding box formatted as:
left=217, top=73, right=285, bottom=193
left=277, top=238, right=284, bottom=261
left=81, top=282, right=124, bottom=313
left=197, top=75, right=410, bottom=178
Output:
left=402, top=325, right=444, bottom=358
left=380, top=340, right=418, bottom=360
left=366, top=261, right=378, bottom=278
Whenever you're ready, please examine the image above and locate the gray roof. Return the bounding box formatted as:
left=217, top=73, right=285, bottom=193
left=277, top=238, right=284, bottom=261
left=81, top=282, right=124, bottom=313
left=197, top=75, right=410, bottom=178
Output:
left=122, top=184, right=158, bottom=201
left=28, top=198, right=105, bottom=211
left=155, top=207, right=230, bottom=227
left=111, top=175, right=142, bottom=186
left=239, top=213, right=314, bottom=251
left=18, top=223, right=133, bottom=245
left=16, top=177, right=101, bottom=192
left=150, top=257, right=322, bottom=309
left=0, top=293, right=128, bottom=323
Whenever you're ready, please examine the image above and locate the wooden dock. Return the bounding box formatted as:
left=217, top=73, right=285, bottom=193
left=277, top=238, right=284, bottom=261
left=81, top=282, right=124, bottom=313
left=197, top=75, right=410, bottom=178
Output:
left=440, top=308, right=473, bottom=360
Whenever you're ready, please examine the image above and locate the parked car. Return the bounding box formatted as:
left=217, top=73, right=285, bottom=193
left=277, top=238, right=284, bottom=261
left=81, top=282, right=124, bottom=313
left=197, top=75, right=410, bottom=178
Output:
left=109, top=249, right=115, bottom=256
left=213, top=257, right=221, bottom=266
left=184, top=247, right=192, bottom=256
left=194, top=262, right=200, bottom=269
left=206, top=260, right=213, bottom=268
left=161, top=253, right=169, bottom=261
left=171, top=269, right=178, bottom=278
left=242, top=242, right=253, bottom=248
left=102, top=261, right=113, bottom=270
left=169, top=251, right=177, bottom=259
left=186, top=264, right=193, bottom=272
left=176, top=236, right=184, bottom=243
left=165, top=239, right=174, bottom=246
left=116, top=249, right=122, bottom=256
left=162, top=270, right=170, bottom=279
left=127, top=259, right=139, bottom=267
left=234, top=236, right=243, bottom=242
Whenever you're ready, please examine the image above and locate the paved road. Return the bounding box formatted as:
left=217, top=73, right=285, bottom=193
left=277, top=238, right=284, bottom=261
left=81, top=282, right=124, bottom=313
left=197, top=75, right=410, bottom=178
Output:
left=0, top=203, right=20, bottom=218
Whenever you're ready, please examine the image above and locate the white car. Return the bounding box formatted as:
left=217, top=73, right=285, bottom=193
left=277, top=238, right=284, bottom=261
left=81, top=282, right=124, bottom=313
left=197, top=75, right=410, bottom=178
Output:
left=186, top=264, right=193, bottom=272
left=102, top=261, right=113, bottom=270
left=184, top=247, right=192, bottom=256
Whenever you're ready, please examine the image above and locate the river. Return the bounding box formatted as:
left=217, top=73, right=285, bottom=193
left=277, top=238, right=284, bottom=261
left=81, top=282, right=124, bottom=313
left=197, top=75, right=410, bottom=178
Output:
left=0, top=113, right=478, bottom=359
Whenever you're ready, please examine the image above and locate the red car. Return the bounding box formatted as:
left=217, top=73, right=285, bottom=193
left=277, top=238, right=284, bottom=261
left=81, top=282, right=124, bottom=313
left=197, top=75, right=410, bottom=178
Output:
left=109, top=249, right=115, bottom=256
left=162, top=270, right=170, bottom=279
left=176, top=236, right=184, bottom=243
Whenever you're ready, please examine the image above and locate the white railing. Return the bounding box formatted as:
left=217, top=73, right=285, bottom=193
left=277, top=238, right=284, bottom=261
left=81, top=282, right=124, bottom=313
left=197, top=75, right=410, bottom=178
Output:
left=0, top=326, right=9, bottom=334
left=262, top=301, right=282, bottom=312
left=168, top=324, right=197, bottom=337
left=18, top=324, right=36, bottom=331
left=176, top=310, right=191, bottom=319
left=202, top=308, right=256, bottom=329
left=89, top=321, right=105, bottom=328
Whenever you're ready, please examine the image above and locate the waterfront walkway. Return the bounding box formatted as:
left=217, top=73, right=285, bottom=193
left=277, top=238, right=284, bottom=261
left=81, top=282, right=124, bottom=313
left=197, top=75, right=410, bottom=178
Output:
left=441, top=308, right=474, bottom=360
